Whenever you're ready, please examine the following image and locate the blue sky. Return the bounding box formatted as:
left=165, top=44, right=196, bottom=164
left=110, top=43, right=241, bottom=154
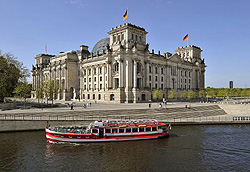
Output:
left=0, top=0, right=249, bottom=88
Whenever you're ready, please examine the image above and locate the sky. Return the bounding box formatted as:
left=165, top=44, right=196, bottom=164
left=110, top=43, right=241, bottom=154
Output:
left=0, top=0, right=249, bottom=88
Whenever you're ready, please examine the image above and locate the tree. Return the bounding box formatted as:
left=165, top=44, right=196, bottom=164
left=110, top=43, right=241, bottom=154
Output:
left=0, top=56, right=21, bottom=102
left=217, top=88, right=227, bottom=98
left=1, top=51, right=30, bottom=82
left=180, top=90, right=188, bottom=99
left=168, top=89, right=176, bottom=99
left=13, top=82, right=32, bottom=108
left=187, top=90, right=196, bottom=100
left=199, top=89, right=206, bottom=101
left=153, top=89, right=163, bottom=101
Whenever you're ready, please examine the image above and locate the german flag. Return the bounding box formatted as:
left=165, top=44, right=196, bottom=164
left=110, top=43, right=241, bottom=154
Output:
left=183, top=34, right=189, bottom=41
left=123, top=9, right=128, bottom=20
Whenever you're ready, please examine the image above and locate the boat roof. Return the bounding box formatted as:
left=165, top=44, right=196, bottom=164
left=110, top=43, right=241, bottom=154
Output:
left=92, top=119, right=165, bottom=128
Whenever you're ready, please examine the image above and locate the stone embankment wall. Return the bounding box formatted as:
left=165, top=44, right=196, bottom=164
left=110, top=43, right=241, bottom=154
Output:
left=0, top=120, right=91, bottom=132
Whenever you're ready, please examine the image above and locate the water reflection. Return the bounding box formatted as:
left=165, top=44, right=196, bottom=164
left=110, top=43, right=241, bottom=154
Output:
left=1, top=125, right=250, bottom=171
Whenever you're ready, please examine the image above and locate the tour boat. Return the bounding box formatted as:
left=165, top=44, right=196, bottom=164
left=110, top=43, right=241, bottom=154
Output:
left=45, top=120, right=170, bottom=143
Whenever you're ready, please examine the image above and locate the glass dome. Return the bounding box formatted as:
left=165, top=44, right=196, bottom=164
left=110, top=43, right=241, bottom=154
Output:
left=92, top=37, right=110, bottom=56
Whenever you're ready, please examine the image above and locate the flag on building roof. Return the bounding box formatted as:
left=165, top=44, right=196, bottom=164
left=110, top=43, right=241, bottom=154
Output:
left=123, top=9, right=128, bottom=20
left=183, top=34, right=189, bottom=41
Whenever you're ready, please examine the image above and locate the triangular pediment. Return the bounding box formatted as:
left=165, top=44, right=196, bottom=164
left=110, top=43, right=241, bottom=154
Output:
left=168, top=53, right=183, bottom=63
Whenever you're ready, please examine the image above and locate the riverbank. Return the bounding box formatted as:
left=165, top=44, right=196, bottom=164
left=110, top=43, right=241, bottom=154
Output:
left=1, top=103, right=250, bottom=132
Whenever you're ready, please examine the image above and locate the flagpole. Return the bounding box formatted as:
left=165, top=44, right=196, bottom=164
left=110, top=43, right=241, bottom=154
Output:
left=127, top=8, right=128, bottom=24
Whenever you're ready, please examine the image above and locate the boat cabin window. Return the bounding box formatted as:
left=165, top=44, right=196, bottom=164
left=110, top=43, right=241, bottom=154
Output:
left=152, top=127, right=157, bottom=131
left=139, top=128, right=144, bottom=132
left=132, top=128, right=138, bottom=132
left=112, top=129, right=118, bottom=133
left=119, top=128, right=125, bottom=133
left=105, top=129, right=111, bottom=133
left=92, top=129, right=98, bottom=133
left=126, top=128, right=132, bottom=133
left=77, top=136, right=81, bottom=138
left=146, top=127, right=151, bottom=132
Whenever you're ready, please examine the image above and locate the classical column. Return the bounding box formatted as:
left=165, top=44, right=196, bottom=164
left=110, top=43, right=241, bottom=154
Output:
left=97, top=66, right=99, bottom=90
left=145, top=62, right=149, bottom=88
left=91, top=67, right=94, bottom=91
left=133, top=60, right=137, bottom=88
left=119, top=60, right=124, bottom=88
left=107, top=63, right=112, bottom=88
left=102, top=65, right=105, bottom=90
left=86, top=67, right=89, bottom=91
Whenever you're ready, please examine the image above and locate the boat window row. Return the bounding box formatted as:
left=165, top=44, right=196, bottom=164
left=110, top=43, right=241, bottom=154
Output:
left=92, top=127, right=158, bottom=133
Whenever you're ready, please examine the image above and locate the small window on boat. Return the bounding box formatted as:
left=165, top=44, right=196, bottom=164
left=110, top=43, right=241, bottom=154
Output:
left=105, top=129, right=111, bottom=133
left=126, top=128, right=132, bottom=133
left=92, top=129, right=98, bottom=133
left=69, top=136, right=72, bottom=138
left=152, top=127, right=157, bottom=131
left=132, top=128, right=138, bottom=132
left=86, top=136, right=89, bottom=138
left=112, top=129, right=118, bottom=133
left=139, top=128, right=144, bottom=132
left=77, top=136, right=81, bottom=138
left=61, top=135, right=64, bottom=137
left=119, top=129, right=125, bottom=133
left=146, top=127, right=151, bottom=132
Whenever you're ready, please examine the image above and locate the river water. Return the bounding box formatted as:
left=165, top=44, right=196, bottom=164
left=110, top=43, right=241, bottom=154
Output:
left=0, top=125, right=250, bottom=172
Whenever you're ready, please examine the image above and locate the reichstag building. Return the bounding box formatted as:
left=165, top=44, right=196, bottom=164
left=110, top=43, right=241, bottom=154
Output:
left=31, top=23, right=206, bottom=103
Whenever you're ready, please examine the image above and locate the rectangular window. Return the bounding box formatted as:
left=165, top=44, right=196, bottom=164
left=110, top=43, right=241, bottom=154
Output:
left=94, top=77, right=96, bottom=82
left=161, top=84, right=163, bottom=89
left=152, top=127, right=157, bottom=131
left=100, top=76, right=102, bottom=81
left=132, top=128, right=138, bottom=132
left=83, top=94, right=85, bottom=99
left=112, top=129, right=118, bottom=133
left=161, top=68, right=163, bottom=74
left=126, top=128, right=132, bottom=133
left=155, top=84, right=157, bottom=88
left=161, top=77, right=163, bottom=82
left=92, top=129, right=98, bottom=133
left=139, top=128, right=144, bottom=132
left=100, top=84, right=102, bottom=90
left=98, top=94, right=101, bottom=100
left=149, top=75, right=151, bottom=81
left=94, top=68, right=96, bottom=75
left=155, top=76, right=157, bottom=81
left=149, top=66, right=152, bottom=73
left=94, top=84, right=96, bottom=90
left=119, top=129, right=125, bottom=133
left=84, top=85, right=86, bottom=89
left=84, top=78, right=86, bottom=82
left=88, top=69, right=91, bottom=75
left=146, top=127, right=151, bottom=132
left=99, top=67, right=102, bottom=74
left=155, top=67, right=158, bottom=74
left=93, top=94, right=95, bottom=99
left=149, top=83, right=151, bottom=88
left=89, top=84, right=91, bottom=89
left=88, top=94, right=90, bottom=99
left=89, top=78, right=91, bottom=82
left=105, top=129, right=111, bottom=133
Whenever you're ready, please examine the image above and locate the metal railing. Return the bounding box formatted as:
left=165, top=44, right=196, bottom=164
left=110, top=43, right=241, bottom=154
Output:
left=1, top=114, right=250, bottom=124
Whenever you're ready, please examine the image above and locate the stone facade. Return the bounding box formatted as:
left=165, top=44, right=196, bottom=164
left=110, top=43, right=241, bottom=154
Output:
left=31, top=23, right=206, bottom=103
